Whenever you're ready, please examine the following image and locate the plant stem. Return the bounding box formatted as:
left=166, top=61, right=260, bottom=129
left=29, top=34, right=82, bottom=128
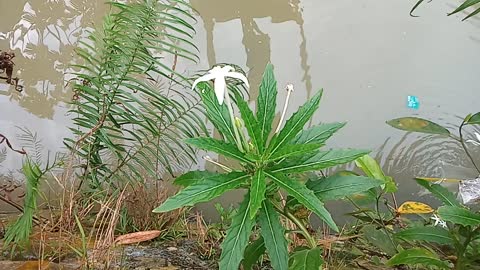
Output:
left=224, top=91, right=244, bottom=152
left=458, top=122, right=480, bottom=175
left=271, top=201, right=316, bottom=249
left=285, top=210, right=317, bottom=249
left=275, top=84, right=294, bottom=134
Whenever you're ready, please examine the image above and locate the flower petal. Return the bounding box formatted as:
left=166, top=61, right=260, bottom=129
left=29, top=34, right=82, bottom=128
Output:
left=475, top=132, right=480, bottom=142
left=192, top=73, right=217, bottom=90
left=214, top=77, right=226, bottom=105
left=226, top=71, right=250, bottom=88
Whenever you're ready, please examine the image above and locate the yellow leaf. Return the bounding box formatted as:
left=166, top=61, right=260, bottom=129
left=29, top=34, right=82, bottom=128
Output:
left=397, top=201, right=434, bottom=214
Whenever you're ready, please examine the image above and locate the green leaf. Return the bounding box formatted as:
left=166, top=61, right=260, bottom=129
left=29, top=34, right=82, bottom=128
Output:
left=448, top=0, right=480, bottom=17
left=306, top=175, right=384, bottom=201
left=273, top=149, right=369, bottom=174
left=258, top=200, right=288, bottom=270
left=242, top=237, right=266, bottom=270
left=153, top=172, right=248, bottom=212
left=395, top=226, right=454, bottom=245
left=362, top=225, right=397, bottom=256
left=266, top=171, right=338, bottom=232
left=220, top=192, right=256, bottom=270
left=355, top=155, right=385, bottom=180
left=267, top=144, right=322, bottom=162
left=186, top=137, right=252, bottom=164
left=386, top=117, right=450, bottom=135
left=257, top=64, right=277, bottom=146
left=173, top=170, right=217, bottom=187
left=415, top=179, right=461, bottom=207
left=387, top=248, right=449, bottom=269
left=249, top=170, right=266, bottom=219
left=466, top=112, right=480, bottom=125
left=288, top=247, right=323, bottom=270
left=237, top=96, right=264, bottom=153
left=292, top=122, right=346, bottom=145
left=200, top=84, right=236, bottom=143
left=268, top=90, right=323, bottom=156
left=437, top=206, right=480, bottom=226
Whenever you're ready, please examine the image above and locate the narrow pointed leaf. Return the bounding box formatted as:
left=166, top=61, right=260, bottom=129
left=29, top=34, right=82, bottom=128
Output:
left=153, top=172, right=248, bottom=212
left=186, top=137, right=252, bottom=164
left=387, top=248, right=449, bottom=269
left=437, top=206, right=480, bottom=226
left=267, top=144, right=322, bottom=162
left=268, top=90, right=322, bottom=156
left=292, top=122, right=346, bottom=145
left=258, top=200, right=288, bottom=270
left=237, top=96, right=264, bottom=152
left=273, top=149, right=369, bottom=174
left=415, top=179, right=461, bottom=207
left=249, top=170, right=266, bottom=219
left=306, top=175, right=383, bottom=201
left=394, top=227, right=454, bottom=245
left=242, top=237, right=266, bottom=270
left=220, top=192, right=256, bottom=270
left=448, top=0, right=480, bottom=16
left=266, top=171, right=338, bottom=232
left=174, top=170, right=217, bottom=187
left=386, top=117, right=450, bottom=135
left=199, top=84, right=236, bottom=143
left=257, top=64, right=277, bottom=145
left=288, top=247, right=323, bottom=270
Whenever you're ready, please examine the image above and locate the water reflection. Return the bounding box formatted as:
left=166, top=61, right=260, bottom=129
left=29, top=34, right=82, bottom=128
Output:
left=0, top=0, right=107, bottom=119
left=190, top=0, right=312, bottom=99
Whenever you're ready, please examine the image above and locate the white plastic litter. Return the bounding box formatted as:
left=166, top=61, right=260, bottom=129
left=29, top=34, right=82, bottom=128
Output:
left=459, top=177, right=480, bottom=205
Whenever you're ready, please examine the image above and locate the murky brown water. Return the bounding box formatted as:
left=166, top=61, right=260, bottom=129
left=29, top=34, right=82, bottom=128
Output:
left=1, top=0, right=480, bottom=219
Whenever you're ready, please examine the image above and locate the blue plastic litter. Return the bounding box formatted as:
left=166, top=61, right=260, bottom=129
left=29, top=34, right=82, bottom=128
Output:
left=407, top=95, right=419, bottom=109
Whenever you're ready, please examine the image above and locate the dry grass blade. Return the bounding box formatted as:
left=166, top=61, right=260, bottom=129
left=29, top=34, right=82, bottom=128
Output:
left=114, top=230, right=162, bottom=245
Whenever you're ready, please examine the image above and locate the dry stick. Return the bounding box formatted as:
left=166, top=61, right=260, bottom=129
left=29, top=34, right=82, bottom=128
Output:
left=275, top=84, right=294, bottom=134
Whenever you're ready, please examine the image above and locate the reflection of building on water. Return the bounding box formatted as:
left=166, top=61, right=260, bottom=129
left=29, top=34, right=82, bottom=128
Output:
left=190, top=0, right=312, bottom=99
left=0, top=1, right=106, bottom=119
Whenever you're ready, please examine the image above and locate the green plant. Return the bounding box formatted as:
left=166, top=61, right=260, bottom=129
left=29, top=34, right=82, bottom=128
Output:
left=385, top=113, right=480, bottom=269
left=387, top=114, right=480, bottom=177
left=411, top=0, right=480, bottom=20
left=65, top=0, right=206, bottom=191
left=154, top=64, right=383, bottom=270
left=3, top=158, right=52, bottom=248
left=388, top=178, right=480, bottom=269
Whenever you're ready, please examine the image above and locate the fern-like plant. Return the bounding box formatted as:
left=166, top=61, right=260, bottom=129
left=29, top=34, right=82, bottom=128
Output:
left=65, top=0, right=206, bottom=190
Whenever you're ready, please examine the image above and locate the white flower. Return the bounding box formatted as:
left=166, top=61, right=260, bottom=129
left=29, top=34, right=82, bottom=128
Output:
left=431, top=214, right=447, bottom=228
left=466, top=132, right=480, bottom=146
left=192, top=65, right=249, bottom=105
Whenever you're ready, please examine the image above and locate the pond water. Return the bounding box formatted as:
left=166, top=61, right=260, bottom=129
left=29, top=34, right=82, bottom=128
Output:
left=0, top=0, right=479, bottom=221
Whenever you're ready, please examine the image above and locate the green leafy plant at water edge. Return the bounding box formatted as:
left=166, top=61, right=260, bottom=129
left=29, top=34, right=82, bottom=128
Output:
left=386, top=114, right=480, bottom=269
left=154, top=64, right=383, bottom=270
left=410, top=0, right=480, bottom=20
left=65, top=0, right=206, bottom=191
left=3, top=158, right=49, bottom=248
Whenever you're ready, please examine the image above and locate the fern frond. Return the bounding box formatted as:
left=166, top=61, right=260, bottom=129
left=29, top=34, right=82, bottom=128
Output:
left=16, top=126, right=44, bottom=165
left=66, top=0, right=205, bottom=189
